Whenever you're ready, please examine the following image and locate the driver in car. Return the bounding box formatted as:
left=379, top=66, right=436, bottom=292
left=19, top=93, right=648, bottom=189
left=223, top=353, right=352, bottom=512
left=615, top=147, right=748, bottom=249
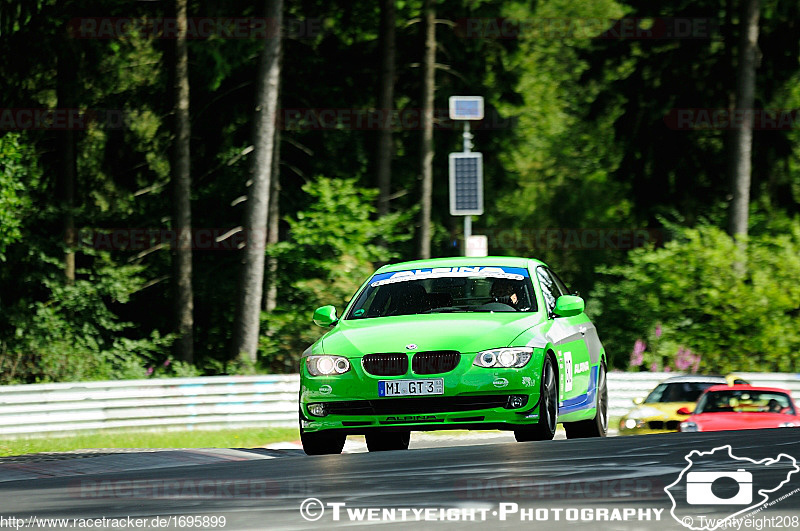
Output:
left=490, top=279, right=521, bottom=309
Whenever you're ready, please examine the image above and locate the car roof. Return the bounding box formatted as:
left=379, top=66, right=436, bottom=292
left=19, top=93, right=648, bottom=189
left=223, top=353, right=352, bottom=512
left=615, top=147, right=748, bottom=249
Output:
left=704, top=384, right=793, bottom=395
left=375, top=256, right=547, bottom=273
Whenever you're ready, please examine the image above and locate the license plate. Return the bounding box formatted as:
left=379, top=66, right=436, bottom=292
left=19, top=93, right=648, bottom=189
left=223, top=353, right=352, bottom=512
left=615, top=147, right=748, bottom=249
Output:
left=379, top=379, right=444, bottom=397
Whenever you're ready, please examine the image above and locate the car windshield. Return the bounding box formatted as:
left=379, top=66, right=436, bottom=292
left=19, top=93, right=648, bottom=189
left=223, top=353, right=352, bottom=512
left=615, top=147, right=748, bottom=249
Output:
left=345, top=266, right=537, bottom=319
left=695, top=390, right=796, bottom=415
left=644, top=382, right=718, bottom=403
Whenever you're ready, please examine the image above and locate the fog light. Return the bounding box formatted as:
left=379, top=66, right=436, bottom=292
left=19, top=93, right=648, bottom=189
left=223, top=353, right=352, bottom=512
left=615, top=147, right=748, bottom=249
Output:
left=506, top=395, right=528, bottom=409
left=308, top=403, right=327, bottom=417
left=624, top=418, right=638, bottom=430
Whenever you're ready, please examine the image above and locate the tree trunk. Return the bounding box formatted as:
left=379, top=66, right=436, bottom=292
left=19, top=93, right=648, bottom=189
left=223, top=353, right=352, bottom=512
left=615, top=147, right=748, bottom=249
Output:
left=55, top=1, right=76, bottom=285
left=172, top=0, right=194, bottom=364
left=264, top=116, right=281, bottom=314
left=233, top=0, right=283, bottom=362
left=265, top=37, right=283, bottom=315
left=417, top=0, right=435, bottom=259
left=728, top=0, right=760, bottom=238
left=376, top=0, right=396, bottom=218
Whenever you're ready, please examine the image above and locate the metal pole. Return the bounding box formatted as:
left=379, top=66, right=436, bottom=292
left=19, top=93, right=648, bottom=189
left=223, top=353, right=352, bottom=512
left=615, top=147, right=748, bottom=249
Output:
left=463, top=121, right=472, bottom=255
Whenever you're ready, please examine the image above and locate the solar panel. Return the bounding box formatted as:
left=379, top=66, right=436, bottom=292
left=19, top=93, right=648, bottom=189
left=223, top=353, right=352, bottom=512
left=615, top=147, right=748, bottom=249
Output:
left=449, top=152, right=484, bottom=215
left=449, top=96, right=484, bottom=120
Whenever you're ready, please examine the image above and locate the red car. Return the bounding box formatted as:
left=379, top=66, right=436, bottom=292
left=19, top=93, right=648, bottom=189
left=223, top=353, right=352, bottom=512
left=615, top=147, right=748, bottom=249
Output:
left=679, top=385, right=800, bottom=432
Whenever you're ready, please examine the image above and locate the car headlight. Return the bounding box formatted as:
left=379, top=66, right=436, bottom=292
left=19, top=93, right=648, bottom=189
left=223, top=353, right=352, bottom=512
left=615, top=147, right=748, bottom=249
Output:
left=306, top=355, right=351, bottom=376
left=680, top=421, right=700, bottom=432
left=624, top=418, right=645, bottom=430
left=473, top=347, right=533, bottom=368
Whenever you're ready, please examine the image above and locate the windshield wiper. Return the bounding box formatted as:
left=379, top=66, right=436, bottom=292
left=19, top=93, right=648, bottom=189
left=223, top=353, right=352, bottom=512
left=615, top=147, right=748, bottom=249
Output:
left=422, top=307, right=466, bottom=314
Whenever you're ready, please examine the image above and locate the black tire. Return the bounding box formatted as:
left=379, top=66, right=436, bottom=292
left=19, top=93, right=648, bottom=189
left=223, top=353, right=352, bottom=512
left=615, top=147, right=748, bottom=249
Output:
left=515, top=354, right=558, bottom=442
left=301, top=429, right=346, bottom=455
left=564, top=362, right=608, bottom=439
left=366, top=430, right=411, bottom=452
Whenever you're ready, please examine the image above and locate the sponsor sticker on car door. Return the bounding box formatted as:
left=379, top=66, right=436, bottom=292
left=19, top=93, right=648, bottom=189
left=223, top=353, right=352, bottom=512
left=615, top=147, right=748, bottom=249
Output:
left=564, top=351, right=573, bottom=393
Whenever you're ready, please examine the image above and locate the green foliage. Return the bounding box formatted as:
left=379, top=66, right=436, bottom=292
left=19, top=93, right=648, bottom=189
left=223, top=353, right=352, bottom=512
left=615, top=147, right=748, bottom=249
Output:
left=259, top=177, right=414, bottom=373
left=581, top=0, right=800, bottom=228
left=2, top=0, right=800, bottom=385
left=0, top=133, right=34, bottom=260
left=591, top=223, right=800, bottom=373
left=0, top=253, right=175, bottom=384
left=489, top=0, right=632, bottom=294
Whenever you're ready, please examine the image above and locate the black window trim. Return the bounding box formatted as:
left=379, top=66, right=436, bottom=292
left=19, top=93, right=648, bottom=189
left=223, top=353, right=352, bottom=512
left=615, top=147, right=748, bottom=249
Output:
left=535, top=266, right=559, bottom=319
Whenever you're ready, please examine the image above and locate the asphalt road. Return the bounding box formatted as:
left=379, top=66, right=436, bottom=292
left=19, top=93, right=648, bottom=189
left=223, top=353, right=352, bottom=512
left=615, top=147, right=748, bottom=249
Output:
left=1, top=429, right=799, bottom=530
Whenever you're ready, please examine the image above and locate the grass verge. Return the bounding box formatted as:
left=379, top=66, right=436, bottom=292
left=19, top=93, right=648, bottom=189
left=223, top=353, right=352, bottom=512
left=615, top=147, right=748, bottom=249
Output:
left=0, top=427, right=300, bottom=458
left=1, top=417, right=624, bottom=457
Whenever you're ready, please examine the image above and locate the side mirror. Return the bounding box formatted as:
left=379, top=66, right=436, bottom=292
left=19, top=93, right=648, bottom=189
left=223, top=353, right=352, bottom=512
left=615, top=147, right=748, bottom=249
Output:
left=677, top=407, right=693, bottom=415
left=633, top=397, right=644, bottom=406
left=553, top=295, right=585, bottom=317
left=312, top=305, right=338, bottom=327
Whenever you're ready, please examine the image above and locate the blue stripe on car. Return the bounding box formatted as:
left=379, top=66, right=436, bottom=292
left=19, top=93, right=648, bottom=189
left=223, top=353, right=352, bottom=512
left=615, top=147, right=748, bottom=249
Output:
left=559, top=365, right=599, bottom=414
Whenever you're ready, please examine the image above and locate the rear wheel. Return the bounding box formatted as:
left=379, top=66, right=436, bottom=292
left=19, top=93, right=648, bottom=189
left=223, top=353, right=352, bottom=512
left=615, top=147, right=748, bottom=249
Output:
left=300, top=429, right=346, bottom=455
left=366, top=430, right=411, bottom=452
left=564, top=363, right=608, bottom=439
left=515, top=354, right=558, bottom=442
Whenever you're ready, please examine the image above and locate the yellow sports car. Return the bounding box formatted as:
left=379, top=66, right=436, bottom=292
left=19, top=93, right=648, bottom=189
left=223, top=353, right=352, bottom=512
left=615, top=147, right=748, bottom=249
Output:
left=618, top=374, right=748, bottom=435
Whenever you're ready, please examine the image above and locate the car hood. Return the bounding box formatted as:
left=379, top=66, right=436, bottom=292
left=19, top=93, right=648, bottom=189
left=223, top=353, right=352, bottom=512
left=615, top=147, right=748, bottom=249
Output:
left=690, top=412, right=799, bottom=430
left=625, top=402, right=696, bottom=420
left=317, top=313, right=545, bottom=356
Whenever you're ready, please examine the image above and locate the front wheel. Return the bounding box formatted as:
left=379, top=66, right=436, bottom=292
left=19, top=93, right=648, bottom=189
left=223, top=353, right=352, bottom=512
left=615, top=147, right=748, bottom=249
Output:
left=366, top=430, right=410, bottom=452
left=301, top=429, right=346, bottom=455
left=515, top=354, right=558, bottom=442
left=564, top=363, right=608, bottom=439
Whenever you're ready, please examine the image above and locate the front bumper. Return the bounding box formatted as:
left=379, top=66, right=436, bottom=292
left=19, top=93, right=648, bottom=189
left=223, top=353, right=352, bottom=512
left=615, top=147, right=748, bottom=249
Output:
left=300, top=352, right=545, bottom=434
left=617, top=418, right=683, bottom=435
left=300, top=394, right=540, bottom=434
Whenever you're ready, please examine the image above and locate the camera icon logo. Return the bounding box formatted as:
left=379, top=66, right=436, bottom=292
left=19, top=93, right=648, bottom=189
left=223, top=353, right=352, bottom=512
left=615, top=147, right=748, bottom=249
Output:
left=686, top=469, right=752, bottom=505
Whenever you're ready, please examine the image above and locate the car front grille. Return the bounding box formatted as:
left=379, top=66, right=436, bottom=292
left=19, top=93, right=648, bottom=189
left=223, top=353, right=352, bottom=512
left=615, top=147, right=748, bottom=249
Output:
left=361, top=351, right=462, bottom=376
left=362, top=353, right=409, bottom=376
left=412, top=351, right=460, bottom=374
left=324, top=395, right=511, bottom=415
left=647, top=420, right=681, bottom=431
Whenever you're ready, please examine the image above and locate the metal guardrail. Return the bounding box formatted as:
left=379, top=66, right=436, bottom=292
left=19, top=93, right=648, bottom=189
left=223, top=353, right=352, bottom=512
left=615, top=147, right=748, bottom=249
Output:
left=1, top=372, right=798, bottom=437
left=0, top=375, right=299, bottom=437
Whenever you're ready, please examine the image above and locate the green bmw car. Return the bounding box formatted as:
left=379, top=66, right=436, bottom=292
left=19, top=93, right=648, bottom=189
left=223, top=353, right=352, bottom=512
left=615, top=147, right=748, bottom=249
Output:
left=299, top=256, right=609, bottom=454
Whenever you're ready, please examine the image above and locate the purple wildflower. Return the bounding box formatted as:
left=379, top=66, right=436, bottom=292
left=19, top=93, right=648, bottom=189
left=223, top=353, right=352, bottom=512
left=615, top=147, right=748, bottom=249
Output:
left=674, top=347, right=701, bottom=373
left=675, top=347, right=692, bottom=371
left=691, top=352, right=701, bottom=373
left=629, top=339, right=646, bottom=367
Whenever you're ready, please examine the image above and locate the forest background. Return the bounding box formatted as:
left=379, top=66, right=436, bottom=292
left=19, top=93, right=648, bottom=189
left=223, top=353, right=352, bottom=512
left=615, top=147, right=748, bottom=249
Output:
left=1, top=0, right=799, bottom=384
